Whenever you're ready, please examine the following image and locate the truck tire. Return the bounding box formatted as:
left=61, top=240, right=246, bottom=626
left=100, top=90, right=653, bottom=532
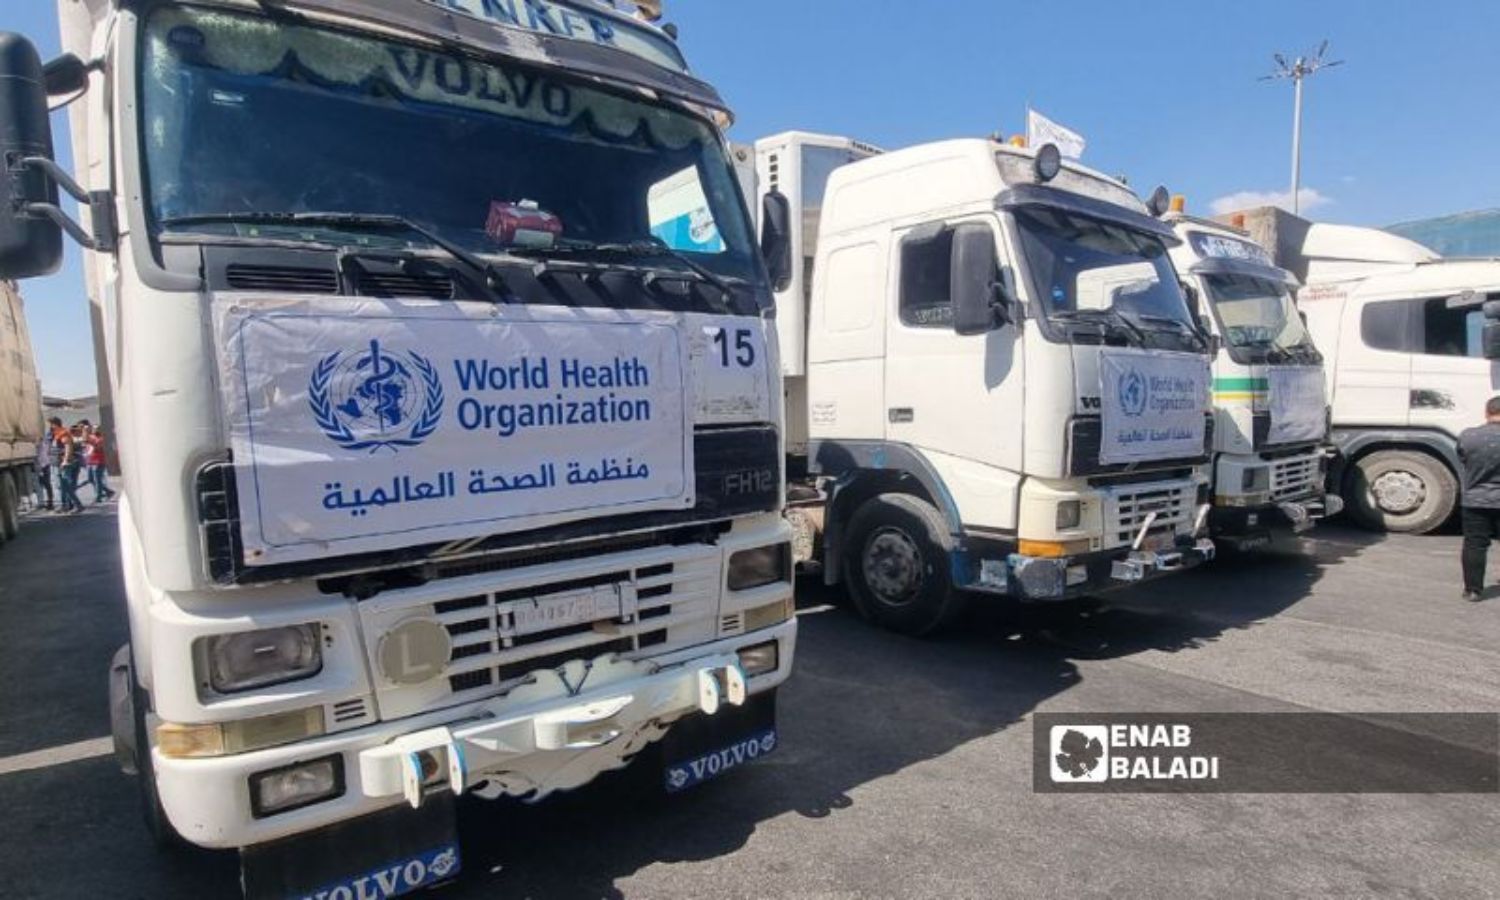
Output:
left=843, top=493, right=968, bottom=636
left=0, top=472, right=20, bottom=542
left=132, top=679, right=187, bottom=850
left=1345, top=449, right=1457, bottom=534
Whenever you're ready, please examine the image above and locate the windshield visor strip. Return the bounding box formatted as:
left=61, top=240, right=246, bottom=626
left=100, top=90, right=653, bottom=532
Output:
left=268, top=0, right=721, bottom=110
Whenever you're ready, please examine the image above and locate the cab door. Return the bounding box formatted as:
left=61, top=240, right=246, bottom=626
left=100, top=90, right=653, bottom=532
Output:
left=882, top=215, right=1024, bottom=475
left=1407, top=294, right=1500, bottom=437
left=1335, top=293, right=1413, bottom=428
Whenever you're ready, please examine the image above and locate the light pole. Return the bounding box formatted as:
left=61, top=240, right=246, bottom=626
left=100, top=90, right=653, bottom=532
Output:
left=1262, top=42, right=1343, bottom=215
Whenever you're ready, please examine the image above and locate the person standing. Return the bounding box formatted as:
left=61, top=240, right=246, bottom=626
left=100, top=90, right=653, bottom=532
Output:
left=80, top=421, right=115, bottom=503
left=46, top=417, right=72, bottom=513
left=57, top=423, right=84, bottom=514
left=33, top=435, right=53, bottom=510
left=1457, top=396, right=1500, bottom=601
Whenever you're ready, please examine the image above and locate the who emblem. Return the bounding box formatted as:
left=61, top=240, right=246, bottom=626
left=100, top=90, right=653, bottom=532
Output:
left=309, top=339, right=444, bottom=453
left=1117, top=367, right=1149, bottom=418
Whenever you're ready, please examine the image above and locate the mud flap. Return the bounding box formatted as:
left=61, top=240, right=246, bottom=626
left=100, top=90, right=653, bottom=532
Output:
left=661, top=689, right=778, bottom=794
left=240, top=792, right=459, bottom=900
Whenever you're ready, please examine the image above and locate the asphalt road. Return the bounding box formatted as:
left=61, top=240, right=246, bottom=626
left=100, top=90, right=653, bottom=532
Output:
left=1, top=507, right=1497, bottom=899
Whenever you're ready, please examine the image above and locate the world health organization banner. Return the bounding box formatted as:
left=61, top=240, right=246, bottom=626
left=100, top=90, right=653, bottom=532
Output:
left=1267, top=366, right=1328, bottom=445
left=1098, top=350, right=1210, bottom=465
left=215, top=299, right=694, bottom=567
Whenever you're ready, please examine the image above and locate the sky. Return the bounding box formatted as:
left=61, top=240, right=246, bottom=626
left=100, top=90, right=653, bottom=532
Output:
left=4, top=0, right=1499, bottom=397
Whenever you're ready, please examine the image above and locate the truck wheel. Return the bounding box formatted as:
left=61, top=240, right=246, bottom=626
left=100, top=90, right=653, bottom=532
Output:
left=1345, top=450, right=1457, bottom=534
left=0, top=473, right=19, bottom=542
left=844, top=493, right=968, bottom=636
left=132, top=681, right=187, bottom=850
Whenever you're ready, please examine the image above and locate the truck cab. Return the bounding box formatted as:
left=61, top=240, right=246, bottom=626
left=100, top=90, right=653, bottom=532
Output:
left=758, top=132, right=1216, bottom=635
left=0, top=2, right=795, bottom=895
left=1232, top=207, right=1500, bottom=533
left=1164, top=212, right=1341, bottom=548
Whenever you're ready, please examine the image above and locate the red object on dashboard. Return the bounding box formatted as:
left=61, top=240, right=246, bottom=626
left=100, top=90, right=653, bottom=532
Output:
left=485, top=200, right=563, bottom=248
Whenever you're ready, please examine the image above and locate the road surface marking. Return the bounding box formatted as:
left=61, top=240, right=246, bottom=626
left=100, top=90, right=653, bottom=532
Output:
left=0, top=737, right=114, bottom=776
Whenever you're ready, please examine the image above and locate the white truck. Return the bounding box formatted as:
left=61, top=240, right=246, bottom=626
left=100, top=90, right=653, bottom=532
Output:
left=0, top=2, right=797, bottom=896
left=1162, top=211, right=1342, bottom=549
left=0, top=279, right=43, bottom=539
left=1231, top=206, right=1500, bottom=533
left=753, top=132, right=1216, bottom=635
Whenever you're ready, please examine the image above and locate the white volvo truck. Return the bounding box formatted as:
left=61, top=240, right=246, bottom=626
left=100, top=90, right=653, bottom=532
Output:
left=1231, top=206, right=1500, bottom=534
left=0, top=2, right=797, bottom=896
left=1163, top=210, right=1342, bottom=549
left=753, top=132, right=1216, bottom=635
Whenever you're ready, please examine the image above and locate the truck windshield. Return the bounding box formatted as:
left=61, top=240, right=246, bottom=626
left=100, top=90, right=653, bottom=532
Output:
left=1014, top=207, right=1200, bottom=351
left=138, top=6, right=760, bottom=293
left=1202, top=273, right=1320, bottom=363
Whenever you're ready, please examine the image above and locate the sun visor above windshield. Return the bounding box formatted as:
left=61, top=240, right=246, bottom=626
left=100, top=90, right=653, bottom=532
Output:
left=1189, top=256, right=1300, bottom=287
left=252, top=0, right=728, bottom=116
left=145, top=5, right=716, bottom=152
left=997, top=184, right=1180, bottom=244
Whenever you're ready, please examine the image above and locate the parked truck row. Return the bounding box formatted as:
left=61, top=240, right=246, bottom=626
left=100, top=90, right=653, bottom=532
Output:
left=0, top=1, right=1487, bottom=898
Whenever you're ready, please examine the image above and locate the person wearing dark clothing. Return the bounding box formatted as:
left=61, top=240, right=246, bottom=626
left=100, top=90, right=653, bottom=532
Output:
left=1456, top=396, right=1500, bottom=600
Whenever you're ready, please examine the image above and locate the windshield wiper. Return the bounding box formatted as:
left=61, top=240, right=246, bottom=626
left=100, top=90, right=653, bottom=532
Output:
left=1051, top=307, right=1148, bottom=344
left=160, top=211, right=523, bottom=298
left=1235, top=336, right=1294, bottom=363
left=514, top=238, right=738, bottom=300
left=1128, top=312, right=1211, bottom=351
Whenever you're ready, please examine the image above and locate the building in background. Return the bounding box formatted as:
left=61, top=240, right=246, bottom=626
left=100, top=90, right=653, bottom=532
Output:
left=1387, top=209, right=1500, bottom=257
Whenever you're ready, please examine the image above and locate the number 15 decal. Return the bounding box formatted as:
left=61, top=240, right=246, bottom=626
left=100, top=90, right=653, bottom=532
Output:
left=711, top=327, right=757, bottom=368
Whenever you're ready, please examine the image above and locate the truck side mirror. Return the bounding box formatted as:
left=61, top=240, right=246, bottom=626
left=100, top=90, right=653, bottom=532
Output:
left=760, top=189, right=793, bottom=293
left=951, top=223, right=1006, bottom=336
left=1483, top=322, right=1500, bottom=360
left=0, top=32, right=63, bottom=278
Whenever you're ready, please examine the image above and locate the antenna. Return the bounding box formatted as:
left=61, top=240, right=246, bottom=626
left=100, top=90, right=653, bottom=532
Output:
left=1260, top=41, right=1345, bottom=215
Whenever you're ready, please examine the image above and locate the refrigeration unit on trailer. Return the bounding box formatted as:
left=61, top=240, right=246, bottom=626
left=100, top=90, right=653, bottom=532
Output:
left=0, top=1, right=799, bottom=896
left=1163, top=209, right=1341, bottom=549
left=755, top=131, right=1217, bottom=635
left=1231, top=206, right=1500, bottom=534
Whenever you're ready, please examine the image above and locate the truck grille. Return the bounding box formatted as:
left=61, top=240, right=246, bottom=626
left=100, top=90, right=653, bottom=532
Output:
left=1100, top=478, right=1198, bottom=548
left=359, top=543, right=722, bottom=720
left=1271, top=452, right=1322, bottom=501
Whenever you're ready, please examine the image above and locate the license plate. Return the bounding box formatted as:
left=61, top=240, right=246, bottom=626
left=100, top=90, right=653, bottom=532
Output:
left=665, top=728, right=778, bottom=793
left=502, top=587, right=621, bottom=637
left=1142, top=531, right=1176, bottom=553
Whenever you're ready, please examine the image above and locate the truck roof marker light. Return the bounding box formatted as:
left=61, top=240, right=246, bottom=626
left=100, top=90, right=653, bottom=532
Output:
left=1008, top=135, right=1027, bottom=148
left=632, top=0, right=664, bottom=22
left=1170, top=195, right=1186, bottom=213
left=1147, top=186, right=1172, bottom=217
left=1033, top=143, right=1061, bottom=182
left=1230, top=212, right=1246, bottom=229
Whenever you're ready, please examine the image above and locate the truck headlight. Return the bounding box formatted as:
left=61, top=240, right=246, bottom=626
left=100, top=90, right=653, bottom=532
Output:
left=250, top=754, right=344, bottom=818
left=1055, top=500, right=1082, bottom=530
left=1241, top=467, right=1270, bottom=493
left=201, top=624, right=322, bottom=694
left=736, top=640, right=779, bottom=677
left=728, top=544, right=790, bottom=591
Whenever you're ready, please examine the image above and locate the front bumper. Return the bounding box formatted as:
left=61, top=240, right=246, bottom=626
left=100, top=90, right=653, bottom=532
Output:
left=998, top=533, right=1216, bottom=601
left=152, top=620, right=795, bottom=849
left=1209, top=491, right=1344, bottom=546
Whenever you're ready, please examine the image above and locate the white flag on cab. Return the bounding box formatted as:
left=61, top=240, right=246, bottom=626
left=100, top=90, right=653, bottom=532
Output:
left=1026, top=108, right=1086, bottom=160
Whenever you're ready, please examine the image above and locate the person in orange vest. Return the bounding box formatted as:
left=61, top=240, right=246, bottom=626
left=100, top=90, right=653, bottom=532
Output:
left=80, top=420, right=116, bottom=503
